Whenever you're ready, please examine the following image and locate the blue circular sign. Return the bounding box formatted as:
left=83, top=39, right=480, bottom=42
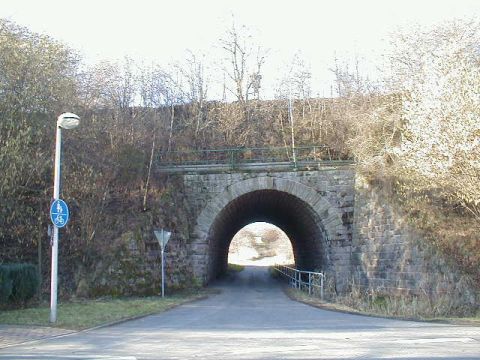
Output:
left=50, top=199, right=70, bottom=228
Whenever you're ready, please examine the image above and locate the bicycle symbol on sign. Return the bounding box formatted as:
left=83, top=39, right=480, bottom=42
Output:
left=50, top=199, right=70, bottom=228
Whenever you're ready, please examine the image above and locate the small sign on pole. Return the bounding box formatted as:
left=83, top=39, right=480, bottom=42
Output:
left=154, top=229, right=171, bottom=298
left=50, top=199, right=70, bottom=228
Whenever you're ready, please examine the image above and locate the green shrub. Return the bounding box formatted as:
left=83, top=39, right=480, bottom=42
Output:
left=0, top=263, right=38, bottom=304
left=0, top=268, right=13, bottom=302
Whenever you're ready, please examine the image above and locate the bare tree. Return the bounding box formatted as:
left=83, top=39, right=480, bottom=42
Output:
left=175, top=51, right=212, bottom=144
left=275, top=53, right=313, bottom=158
left=138, top=62, right=185, bottom=151
left=220, top=21, right=267, bottom=104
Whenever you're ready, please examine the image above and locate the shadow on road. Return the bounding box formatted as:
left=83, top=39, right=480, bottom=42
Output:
left=214, top=265, right=278, bottom=290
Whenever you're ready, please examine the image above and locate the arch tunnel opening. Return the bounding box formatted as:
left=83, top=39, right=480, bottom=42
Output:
left=205, top=189, right=328, bottom=281
left=228, top=222, right=295, bottom=266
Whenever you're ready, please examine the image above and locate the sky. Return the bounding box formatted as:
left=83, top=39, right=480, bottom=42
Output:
left=2, top=0, right=480, bottom=98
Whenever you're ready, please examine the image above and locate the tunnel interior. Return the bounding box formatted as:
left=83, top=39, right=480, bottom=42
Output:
left=206, top=189, right=328, bottom=280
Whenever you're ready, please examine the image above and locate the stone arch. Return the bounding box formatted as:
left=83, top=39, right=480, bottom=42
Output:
left=190, top=176, right=344, bottom=282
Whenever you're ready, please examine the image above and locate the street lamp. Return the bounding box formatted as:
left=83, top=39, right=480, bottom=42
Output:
left=50, top=112, right=80, bottom=323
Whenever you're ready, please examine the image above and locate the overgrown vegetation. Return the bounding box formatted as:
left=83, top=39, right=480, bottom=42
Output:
left=287, top=287, right=480, bottom=322
left=0, top=17, right=478, bottom=302
left=346, top=20, right=480, bottom=284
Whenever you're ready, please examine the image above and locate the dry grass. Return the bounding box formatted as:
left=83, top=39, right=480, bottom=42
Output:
left=409, top=203, right=480, bottom=285
left=287, top=288, right=480, bottom=325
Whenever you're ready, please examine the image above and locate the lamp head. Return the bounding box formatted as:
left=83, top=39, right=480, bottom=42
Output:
left=57, top=113, right=80, bottom=129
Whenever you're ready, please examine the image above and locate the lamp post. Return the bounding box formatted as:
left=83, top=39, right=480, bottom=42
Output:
left=50, top=112, right=80, bottom=323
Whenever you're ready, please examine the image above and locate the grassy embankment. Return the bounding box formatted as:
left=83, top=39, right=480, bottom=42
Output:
left=0, top=290, right=210, bottom=330
left=286, top=288, right=480, bottom=325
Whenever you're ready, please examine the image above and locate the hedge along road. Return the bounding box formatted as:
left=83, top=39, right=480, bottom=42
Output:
left=0, top=266, right=479, bottom=360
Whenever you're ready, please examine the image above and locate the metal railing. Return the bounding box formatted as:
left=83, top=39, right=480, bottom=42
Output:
left=274, top=264, right=325, bottom=300
left=156, top=145, right=352, bottom=171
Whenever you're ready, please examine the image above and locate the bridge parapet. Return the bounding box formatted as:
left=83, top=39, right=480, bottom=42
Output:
left=156, top=145, right=353, bottom=173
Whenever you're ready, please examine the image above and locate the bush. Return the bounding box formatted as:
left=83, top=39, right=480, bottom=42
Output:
left=0, top=263, right=38, bottom=305
left=0, top=269, right=13, bottom=302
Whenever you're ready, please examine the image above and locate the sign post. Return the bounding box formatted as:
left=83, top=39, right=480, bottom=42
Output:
left=50, top=112, right=79, bottom=324
left=154, top=229, right=171, bottom=298
left=49, top=198, right=70, bottom=323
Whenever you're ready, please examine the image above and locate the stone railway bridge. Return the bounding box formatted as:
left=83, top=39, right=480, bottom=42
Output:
left=184, top=168, right=354, bottom=291
left=156, top=146, right=470, bottom=297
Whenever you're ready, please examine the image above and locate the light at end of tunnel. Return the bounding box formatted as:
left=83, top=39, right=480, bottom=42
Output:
left=228, top=222, right=295, bottom=267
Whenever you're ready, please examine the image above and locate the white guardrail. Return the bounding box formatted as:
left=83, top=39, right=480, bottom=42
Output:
left=274, top=264, right=325, bottom=300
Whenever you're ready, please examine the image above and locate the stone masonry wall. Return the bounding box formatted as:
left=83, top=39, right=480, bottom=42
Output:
left=352, top=174, right=477, bottom=305
left=182, top=169, right=356, bottom=224
left=182, top=166, right=356, bottom=290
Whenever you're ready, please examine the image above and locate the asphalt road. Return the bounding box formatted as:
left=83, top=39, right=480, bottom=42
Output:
left=0, top=266, right=479, bottom=359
